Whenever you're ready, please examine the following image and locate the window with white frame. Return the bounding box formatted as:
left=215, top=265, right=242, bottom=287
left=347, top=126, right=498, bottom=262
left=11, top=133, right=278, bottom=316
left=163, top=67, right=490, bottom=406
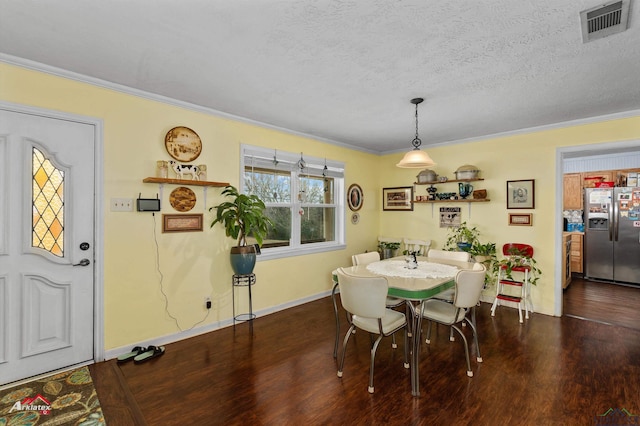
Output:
left=241, top=145, right=345, bottom=259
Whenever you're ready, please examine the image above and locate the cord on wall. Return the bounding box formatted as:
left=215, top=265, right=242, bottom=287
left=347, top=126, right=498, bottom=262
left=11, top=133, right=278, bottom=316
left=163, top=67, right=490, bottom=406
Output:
left=151, top=213, right=210, bottom=332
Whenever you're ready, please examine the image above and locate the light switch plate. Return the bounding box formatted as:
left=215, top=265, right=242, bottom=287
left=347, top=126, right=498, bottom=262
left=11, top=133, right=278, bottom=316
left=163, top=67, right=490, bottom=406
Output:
left=110, top=198, right=133, bottom=212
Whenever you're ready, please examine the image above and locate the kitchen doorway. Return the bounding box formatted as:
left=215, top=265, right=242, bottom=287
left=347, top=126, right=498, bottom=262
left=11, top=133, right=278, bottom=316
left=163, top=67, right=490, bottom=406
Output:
left=557, top=140, right=640, bottom=318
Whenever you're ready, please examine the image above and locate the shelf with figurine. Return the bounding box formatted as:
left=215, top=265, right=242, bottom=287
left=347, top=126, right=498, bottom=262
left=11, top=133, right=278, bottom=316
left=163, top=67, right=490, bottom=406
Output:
left=413, top=180, right=489, bottom=203
left=145, top=159, right=228, bottom=187
left=414, top=177, right=485, bottom=185
left=413, top=198, right=490, bottom=204
left=143, top=177, right=229, bottom=187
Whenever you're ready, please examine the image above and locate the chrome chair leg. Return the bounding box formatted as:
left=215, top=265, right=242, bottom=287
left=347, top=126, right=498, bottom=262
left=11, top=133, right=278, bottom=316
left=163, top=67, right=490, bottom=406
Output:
left=451, top=324, right=473, bottom=377
left=337, top=324, right=356, bottom=378
left=331, top=281, right=339, bottom=358
left=368, top=335, right=383, bottom=393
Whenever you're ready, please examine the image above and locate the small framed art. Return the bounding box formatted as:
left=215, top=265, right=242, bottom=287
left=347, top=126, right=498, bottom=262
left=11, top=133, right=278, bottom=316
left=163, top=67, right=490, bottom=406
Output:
left=508, top=213, right=533, bottom=226
left=507, top=179, right=535, bottom=209
left=162, top=213, right=203, bottom=233
left=382, top=187, right=413, bottom=211
left=347, top=183, right=364, bottom=211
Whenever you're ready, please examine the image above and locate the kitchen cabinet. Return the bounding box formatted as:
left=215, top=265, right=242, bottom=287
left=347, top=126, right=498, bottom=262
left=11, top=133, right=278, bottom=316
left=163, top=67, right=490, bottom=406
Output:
left=563, top=173, right=582, bottom=210
left=562, top=233, right=572, bottom=289
left=569, top=233, right=583, bottom=274
left=581, top=171, right=614, bottom=188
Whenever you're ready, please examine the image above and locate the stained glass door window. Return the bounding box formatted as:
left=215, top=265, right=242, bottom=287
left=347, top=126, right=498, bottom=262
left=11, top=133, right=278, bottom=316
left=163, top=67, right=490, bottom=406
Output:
left=32, top=146, right=64, bottom=257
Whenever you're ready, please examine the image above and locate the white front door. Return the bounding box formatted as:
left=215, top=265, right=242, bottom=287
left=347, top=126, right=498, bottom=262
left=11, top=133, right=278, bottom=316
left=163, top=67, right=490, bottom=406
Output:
left=0, top=108, right=96, bottom=385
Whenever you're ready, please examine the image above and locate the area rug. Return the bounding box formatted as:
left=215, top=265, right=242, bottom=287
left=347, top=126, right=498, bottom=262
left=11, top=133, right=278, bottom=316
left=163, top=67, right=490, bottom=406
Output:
left=0, top=366, right=105, bottom=425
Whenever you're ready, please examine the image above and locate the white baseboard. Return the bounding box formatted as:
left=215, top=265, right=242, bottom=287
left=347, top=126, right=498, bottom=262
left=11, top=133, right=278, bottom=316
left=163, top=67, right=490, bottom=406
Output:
left=104, top=289, right=332, bottom=360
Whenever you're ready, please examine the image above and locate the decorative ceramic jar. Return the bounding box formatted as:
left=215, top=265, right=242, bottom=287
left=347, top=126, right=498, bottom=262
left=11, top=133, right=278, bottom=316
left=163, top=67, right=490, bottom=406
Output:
left=198, top=164, right=207, bottom=181
left=157, top=160, right=168, bottom=178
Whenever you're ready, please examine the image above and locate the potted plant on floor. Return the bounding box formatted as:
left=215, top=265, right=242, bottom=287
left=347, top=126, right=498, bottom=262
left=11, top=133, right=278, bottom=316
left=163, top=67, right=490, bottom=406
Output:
left=444, top=221, right=480, bottom=252
left=210, top=185, right=273, bottom=275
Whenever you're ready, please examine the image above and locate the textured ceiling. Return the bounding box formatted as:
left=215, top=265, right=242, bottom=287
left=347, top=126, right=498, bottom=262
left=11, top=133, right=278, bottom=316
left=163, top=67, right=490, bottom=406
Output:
left=1, top=0, right=639, bottom=153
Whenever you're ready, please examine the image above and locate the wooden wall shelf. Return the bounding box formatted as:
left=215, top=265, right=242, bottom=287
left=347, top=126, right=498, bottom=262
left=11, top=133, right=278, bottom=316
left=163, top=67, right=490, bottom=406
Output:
left=414, top=178, right=485, bottom=185
left=413, top=199, right=490, bottom=204
left=143, top=177, right=229, bottom=187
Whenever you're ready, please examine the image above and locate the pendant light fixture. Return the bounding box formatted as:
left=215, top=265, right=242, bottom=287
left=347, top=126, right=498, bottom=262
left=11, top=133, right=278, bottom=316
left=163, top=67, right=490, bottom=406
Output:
left=396, top=98, right=436, bottom=168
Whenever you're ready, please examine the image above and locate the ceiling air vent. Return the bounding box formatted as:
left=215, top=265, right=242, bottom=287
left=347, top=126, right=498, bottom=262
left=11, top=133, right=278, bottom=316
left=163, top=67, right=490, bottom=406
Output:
left=580, top=0, right=630, bottom=42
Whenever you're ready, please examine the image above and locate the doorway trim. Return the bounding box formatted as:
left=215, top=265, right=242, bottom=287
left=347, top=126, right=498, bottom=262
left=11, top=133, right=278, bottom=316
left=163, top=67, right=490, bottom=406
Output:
left=0, top=100, right=105, bottom=363
left=555, top=139, right=640, bottom=316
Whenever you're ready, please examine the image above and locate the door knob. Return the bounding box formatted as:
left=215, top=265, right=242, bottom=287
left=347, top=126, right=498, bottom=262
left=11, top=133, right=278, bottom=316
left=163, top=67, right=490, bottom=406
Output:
left=73, top=259, right=90, bottom=267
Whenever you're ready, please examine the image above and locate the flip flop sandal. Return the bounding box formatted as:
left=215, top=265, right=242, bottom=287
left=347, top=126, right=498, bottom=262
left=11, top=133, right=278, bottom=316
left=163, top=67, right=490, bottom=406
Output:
left=133, top=345, right=165, bottom=364
left=117, top=346, right=146, bottom=363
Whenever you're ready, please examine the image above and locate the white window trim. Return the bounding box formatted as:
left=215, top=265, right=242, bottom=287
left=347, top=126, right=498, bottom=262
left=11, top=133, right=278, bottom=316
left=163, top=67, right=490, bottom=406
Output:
left=241, top=144, right=346, bottom=261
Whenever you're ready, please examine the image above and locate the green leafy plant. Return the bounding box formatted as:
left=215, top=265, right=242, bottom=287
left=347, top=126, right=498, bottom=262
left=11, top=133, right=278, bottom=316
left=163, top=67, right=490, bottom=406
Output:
left=444, top=221, right=480, bottom=252
left=470, top=242, right=496, bottom=257
left=210, top=185, right=273, bottom=247
left=495, top=246, right=542, bottom=286
left=470, top=242, right=497, bottom=287
left=378, top=241, right=401, bottom=251
left=378, top=241, right=401, bottom=259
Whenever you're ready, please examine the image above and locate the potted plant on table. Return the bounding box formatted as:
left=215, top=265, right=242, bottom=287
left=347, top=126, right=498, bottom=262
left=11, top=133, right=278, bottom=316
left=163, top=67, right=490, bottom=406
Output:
left=378, top=241, right=401, bottom=259
left=210, top=185, right=273, bottom=275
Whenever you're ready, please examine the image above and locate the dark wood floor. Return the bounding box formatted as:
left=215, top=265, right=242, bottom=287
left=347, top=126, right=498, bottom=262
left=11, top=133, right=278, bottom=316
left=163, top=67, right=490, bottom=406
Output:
left=91, top=279, right=640, bottom=425
left=563, top=276, right=640, bottom=331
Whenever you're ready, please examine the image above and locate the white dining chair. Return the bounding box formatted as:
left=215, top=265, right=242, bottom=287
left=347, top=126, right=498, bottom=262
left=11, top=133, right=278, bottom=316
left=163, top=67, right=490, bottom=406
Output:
left=427, top=249, right=471, bottom=262
left=351, top=251, right=404, bottom=346
left=403, top=238, right=432, bottom=256
left=335, top=267, right=409, bottom=393
left=351, top=251, right=380, bottom=266
left=428, top=249, right=472, bottom=311
left=420, top=263, right=486, bottom=377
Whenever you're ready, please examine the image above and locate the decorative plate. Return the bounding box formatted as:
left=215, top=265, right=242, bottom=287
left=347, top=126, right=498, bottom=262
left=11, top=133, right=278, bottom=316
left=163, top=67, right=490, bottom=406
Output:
left=351, top=212, right=360, bottom=224
left=165, top=126, right=202, bottom=162
left=347, top=183, right=363, bottom=211
left=169, top=186, right=197, bottom=212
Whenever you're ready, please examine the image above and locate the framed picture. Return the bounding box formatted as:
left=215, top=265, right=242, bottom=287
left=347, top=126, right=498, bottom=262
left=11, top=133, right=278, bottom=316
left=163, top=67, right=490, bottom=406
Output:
left=162, top=213, right=203, bottom=233
left=509, top=213, right=533, bottom=226
left=383, top=187, right=413, bottom=211
left=347, top=183, right=364, bottom=211
left=507, top=179, right=535, bottom=209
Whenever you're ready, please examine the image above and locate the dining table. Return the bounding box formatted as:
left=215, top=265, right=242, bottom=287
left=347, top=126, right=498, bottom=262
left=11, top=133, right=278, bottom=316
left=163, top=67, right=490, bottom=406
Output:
left=331, top=255, right=477, bottom=397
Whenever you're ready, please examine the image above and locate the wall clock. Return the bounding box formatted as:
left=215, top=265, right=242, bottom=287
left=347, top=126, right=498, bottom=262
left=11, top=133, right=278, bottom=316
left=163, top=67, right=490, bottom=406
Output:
left=165, top=126, right=202, bottom=162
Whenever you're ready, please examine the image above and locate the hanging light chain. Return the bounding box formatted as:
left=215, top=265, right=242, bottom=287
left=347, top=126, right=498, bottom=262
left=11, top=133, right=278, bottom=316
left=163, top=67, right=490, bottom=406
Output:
left=411, top=99, right=422, bottom=149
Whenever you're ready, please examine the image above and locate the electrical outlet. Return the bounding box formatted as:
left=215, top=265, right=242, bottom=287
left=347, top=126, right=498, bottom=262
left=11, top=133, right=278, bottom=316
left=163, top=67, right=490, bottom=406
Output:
left=205, top=297, right=212, bottom=310
left=110, top=198, right=134, bottom=212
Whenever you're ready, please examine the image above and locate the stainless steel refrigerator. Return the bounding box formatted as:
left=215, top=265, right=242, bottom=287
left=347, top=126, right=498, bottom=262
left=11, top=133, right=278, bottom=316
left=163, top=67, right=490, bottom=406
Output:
left=584, top=187, right=640, bottom=285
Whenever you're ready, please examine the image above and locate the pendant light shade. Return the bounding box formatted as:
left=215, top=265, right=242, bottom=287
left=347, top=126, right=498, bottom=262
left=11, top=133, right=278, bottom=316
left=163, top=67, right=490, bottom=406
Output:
left=396, top=98, right=436, bottom=168
left=396, top=149, right=436, bottom=168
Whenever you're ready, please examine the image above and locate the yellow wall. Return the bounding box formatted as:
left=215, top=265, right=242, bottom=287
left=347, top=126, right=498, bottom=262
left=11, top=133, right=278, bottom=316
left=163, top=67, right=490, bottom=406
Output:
left=380, top=118, right=640, bottom=314
left=3, top=62, right=640, bottom=350
left=1, top=62, right=380, bottom=349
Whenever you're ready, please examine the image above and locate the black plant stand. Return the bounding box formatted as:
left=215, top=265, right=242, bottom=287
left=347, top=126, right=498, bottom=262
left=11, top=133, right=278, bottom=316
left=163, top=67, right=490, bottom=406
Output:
left=232, top=273, right=256, bottom=332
